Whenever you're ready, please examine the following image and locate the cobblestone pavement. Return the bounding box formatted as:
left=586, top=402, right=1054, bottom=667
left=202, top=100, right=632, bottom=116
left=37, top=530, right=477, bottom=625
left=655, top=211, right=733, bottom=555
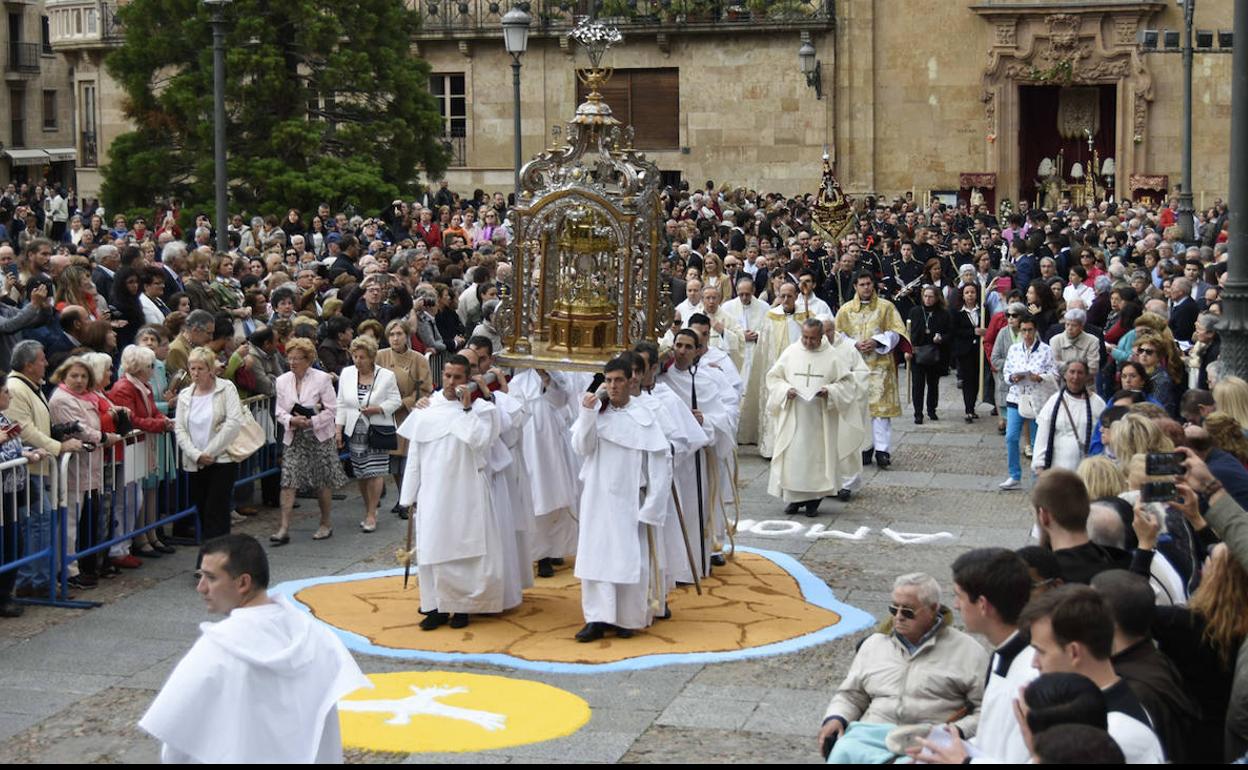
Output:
left=0, top=377, right=1038, bottom=763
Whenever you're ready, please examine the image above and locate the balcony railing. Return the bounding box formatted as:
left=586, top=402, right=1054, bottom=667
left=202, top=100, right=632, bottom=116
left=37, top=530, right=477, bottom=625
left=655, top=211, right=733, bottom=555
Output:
left=410, top=0, right=832, bottom=36
left=80, top=129, right=98, bottom=167
left=8, top=41, right=40, bottom=73
left=46, top=0, right=122, bottom=49
left=442, top=129, right=467, bottom=167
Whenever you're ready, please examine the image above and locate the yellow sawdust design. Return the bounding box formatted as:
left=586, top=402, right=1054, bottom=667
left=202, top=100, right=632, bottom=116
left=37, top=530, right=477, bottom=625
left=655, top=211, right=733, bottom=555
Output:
left=296, top=552, right=841, bottom=664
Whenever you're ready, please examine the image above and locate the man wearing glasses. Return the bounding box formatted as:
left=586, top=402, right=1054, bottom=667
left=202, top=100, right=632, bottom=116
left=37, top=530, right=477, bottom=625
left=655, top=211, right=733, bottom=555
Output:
left=816, top=572, right=987, bottom=762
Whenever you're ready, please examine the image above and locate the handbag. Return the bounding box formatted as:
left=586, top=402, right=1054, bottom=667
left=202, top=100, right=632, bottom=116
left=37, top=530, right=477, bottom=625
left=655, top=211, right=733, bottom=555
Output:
left=360, top=376, right=398, bottom=451
left=226, top=407, right=266, bottom=462
left=914, top=344, right=940, bottom=367
left=1017, top=392, right=1037, bottom=419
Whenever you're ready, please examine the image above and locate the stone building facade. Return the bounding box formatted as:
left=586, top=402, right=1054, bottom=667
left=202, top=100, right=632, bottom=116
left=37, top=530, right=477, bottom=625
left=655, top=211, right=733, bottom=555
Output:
left=48, top=0, right=1235, bottom=209
left=1, top=0, right=79, bottom=191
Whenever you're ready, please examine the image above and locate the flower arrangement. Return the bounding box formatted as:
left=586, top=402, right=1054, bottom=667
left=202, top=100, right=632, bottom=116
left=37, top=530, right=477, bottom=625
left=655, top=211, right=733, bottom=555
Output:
left=569, top=17, right=623, bottom=69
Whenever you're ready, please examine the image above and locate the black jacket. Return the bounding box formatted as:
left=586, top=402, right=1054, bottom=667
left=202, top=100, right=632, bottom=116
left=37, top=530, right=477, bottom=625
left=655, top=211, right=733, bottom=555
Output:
left=907, top=305, right=951, bottom=365
left=949, top=305, right=983, bottom=359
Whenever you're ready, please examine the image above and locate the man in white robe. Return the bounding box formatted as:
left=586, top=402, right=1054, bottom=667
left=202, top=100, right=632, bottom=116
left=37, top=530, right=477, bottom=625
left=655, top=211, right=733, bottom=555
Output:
left=462, top=344, right=530, bottom=611
left=722, top=276, right=770, bottom=444
left=139, top=534, right=369, bottom=763
left=759, top=281, right=812, bottom=458
left=687, top=312, right=744, bottom=401
left=797, top=269, right=834, bottom=318
left=674, top=278, right=703, bottom=325
left=398, top=354, right=504, bottom=630
left=689, top=284, right=744, bottom=372
left=765, top=318, right=869, bottom=516
left=633, top=342, right=707, bottom=595
left=511, top=368, right=580, bottom=577
left=571, top=357, right=672, bottom=641
left=659, top=328, right=736, bottom=574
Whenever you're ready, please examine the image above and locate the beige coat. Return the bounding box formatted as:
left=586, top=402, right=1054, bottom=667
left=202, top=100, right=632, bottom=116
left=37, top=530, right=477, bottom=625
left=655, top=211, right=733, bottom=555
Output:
left=174, top=377, right=244, bottom=471
left=823, top=614, right=987, bottom=737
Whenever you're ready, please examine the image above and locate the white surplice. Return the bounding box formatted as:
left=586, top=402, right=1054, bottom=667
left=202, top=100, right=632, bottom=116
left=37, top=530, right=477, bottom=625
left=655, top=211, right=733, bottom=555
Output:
left=570, top=398, right=672, bottom=629
left=490, top=389, right=534, bottom=609
left=721, top=295, right=770, bottom=444
left=765, top=337, right=869, bottom=502
left=138, top=596, right=370, bottom=764
left=758, top=304, right=810, bottom=458
left=398, top=393, right=506, bottom=614
left=511, top=369, right=580, bottom=560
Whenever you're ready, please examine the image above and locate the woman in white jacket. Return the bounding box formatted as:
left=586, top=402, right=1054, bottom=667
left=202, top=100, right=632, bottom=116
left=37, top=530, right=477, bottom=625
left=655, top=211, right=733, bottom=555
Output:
left=336, top=335, right=401, bottom=532
left=1000, top=313, right=1059, bottom=490
left=1032, top=360, right=1106, bottom=473
left=174, top=346, right=244, bottom=540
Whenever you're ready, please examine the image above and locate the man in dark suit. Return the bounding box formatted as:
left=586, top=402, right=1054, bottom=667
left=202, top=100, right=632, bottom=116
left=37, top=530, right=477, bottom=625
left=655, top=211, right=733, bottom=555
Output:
left=91, top=244, right=121, bottom=304
left=1167, top=278, right=1199, bottom=343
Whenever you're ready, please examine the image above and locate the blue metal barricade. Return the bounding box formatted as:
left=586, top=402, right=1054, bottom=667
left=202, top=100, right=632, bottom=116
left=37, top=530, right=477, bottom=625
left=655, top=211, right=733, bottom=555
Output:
left=0, top=455, right=62, bottom=606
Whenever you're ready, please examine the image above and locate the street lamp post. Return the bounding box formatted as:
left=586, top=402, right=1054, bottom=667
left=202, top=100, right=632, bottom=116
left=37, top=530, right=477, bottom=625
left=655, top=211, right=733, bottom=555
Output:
left=1221, top=3, right=1248, bottom=378
left=502, top=6, right=532, bottom=207
left=205, top=0, right=231, bottom=254
left=1178, top=0, right=1196, bottom=244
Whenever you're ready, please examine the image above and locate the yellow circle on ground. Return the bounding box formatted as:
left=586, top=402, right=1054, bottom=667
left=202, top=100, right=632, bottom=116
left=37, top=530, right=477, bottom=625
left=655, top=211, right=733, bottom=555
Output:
left=339, top=671, right=591, bottom=753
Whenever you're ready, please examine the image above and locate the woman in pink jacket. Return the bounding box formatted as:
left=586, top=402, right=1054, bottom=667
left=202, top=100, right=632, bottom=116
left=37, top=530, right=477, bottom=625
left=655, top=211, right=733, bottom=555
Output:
left=270, top=337, right=347, bottom=544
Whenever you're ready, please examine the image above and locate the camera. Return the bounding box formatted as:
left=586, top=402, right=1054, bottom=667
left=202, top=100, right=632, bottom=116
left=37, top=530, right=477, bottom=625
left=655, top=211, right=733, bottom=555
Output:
left=1145, top=452, right=1184, bottom=477
left=50, top=421, right=82, bottom=442
left=1141, top=481, right=1177, bottom=503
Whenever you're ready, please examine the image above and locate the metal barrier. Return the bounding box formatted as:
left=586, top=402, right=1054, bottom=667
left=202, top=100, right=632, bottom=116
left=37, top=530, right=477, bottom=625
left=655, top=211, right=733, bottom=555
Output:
left=49, top=393, right=284, bottom=606
left=0, top=455, right=62, bottom=607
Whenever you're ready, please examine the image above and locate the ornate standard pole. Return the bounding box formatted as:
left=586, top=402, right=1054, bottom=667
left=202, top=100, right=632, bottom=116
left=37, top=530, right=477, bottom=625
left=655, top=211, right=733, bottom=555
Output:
left=206, top=0, right=231, bottom=254
left=1221, top=2, right=1248, bottom=378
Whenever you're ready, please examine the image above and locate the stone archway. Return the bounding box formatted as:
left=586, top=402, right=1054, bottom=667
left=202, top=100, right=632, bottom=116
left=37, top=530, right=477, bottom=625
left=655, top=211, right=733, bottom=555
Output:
left=972, top=3, right=1164, bottom=205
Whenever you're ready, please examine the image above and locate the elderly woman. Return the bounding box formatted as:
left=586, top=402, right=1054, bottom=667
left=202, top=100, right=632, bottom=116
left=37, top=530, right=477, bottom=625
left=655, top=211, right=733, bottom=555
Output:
left=471, top=299, right=503, bottom=355
left=336, top=335, right=401, bottom=532
left=174, top=346, right=245, bottom=540
left=79, top=351, right=142, bottom=570
left=1032, top=360, right=1106, bottom=473
left=1000, top=313, right=1059, bottom=490
left=272, top=338, right=347, bottom=544
left=109, top=344, right=176, bottom=557
left=817, top=573, right=987, bottom=763
left=375, top=320, right=433, bottom=516
left=49, top=356, right=120, bottom=589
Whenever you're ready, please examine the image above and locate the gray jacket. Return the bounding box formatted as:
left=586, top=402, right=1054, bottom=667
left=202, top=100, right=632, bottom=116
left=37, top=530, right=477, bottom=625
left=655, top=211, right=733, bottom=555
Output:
left=0, top=301, right=52, bottom=375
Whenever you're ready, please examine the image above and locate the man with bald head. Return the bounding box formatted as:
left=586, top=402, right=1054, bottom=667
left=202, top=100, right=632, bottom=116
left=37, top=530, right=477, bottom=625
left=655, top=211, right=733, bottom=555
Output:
left=1167, top=277, right=1199, bottom=342
left=675, top=278, right=703, bottom=324
left=688, top=284, right=744, bottom=372
left=723, top=276, right=769, bottom=443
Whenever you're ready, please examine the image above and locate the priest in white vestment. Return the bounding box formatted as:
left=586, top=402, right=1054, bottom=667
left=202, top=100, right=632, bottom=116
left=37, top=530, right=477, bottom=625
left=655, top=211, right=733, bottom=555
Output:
left=722, top=276, right=770, bottom=444
left=766, top=318, right=869, bottom=516
left=511, top=368, right=580, bottom=577
left=759, top=282, right=812, bottom=458
left=659, top=329, right=737, bottom=574
left=139, top=534, right=369, bottom=764
left=674, top=278, right=703, bottom=326
left=570, top=358, right=672, bottom=642
left=686, top=311, right=744, bottom=399
left=689, top=284, right=745, bottom=372
left=398, top=354, right=505, bottom=630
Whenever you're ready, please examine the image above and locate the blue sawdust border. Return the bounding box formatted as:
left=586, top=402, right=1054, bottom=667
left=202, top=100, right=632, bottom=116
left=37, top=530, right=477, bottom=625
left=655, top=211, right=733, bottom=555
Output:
left=271, top=545, right=875, bottom=674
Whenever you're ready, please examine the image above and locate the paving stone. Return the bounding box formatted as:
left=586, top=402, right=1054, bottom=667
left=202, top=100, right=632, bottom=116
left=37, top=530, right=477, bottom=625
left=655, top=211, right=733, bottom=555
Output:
left=656, top=695, right=758, bottom=730
left=505, top=730, right=638, bottom=763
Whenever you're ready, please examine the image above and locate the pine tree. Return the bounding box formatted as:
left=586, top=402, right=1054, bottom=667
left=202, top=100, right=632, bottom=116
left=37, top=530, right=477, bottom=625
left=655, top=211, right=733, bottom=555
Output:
left=101, top=0, right=448, bottom=220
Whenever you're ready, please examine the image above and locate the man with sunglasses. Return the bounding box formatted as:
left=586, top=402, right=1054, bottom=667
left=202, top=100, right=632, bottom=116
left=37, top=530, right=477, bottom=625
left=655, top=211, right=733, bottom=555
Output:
left=818, top=573, right=986, bottom=763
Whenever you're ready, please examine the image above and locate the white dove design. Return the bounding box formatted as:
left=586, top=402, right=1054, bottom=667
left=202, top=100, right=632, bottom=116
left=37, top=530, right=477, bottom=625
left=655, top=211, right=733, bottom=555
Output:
left=339, top=685, right=508, bottom=731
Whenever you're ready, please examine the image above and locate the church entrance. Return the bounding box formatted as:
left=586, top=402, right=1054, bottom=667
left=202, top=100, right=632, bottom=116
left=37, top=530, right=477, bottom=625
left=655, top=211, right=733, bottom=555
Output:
left=1017, top=84, right=1117, bottom=209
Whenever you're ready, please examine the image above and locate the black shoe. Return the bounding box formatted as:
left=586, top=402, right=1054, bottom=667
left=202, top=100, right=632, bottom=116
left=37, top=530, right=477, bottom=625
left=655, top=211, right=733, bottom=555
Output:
left=971, top=413, right=980, bottom=420
left=710, top=554, right=727, bottom=567
left=132, top=546, right=161, bottom=558
left=928, top=413, right=939, bottom=421
left=657, top=607, right=672, bottom=620
left=537, top=558, right=555, bottom=578
left=419, top=611, right=449, bottom=631
left=837, top=488, right=852, bottom=502
left=964, top=414, right=974, bottom=424
left=804, top=500, right=820, bottom=518
left=914, top=415, right=923, bottom=425
left=550, top=558, right=565, bottom=566
left=154, top=541, right=177, bottom=554
left=575, top=622, right=606, bottom=642
left=875, top=451, right=892, bottom=469
left=68, top=574, right=97, bottom=590
left=784, top=502, right=801, bottom=516
left=449, top=613, right=469, bottom=629
left=862, top=450, right=874, bottom=466
left=613, top=625, right=634, bottom=639
left=990, top=407, right=999, bottom=417
left=390, top=501, right=404, bottom=515
left=0, top=601, right=23, bottom=618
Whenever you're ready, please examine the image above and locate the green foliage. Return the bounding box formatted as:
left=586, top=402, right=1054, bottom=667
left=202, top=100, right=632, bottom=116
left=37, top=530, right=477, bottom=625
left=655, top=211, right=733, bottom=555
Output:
left=101, top=0, right=449, bottom=221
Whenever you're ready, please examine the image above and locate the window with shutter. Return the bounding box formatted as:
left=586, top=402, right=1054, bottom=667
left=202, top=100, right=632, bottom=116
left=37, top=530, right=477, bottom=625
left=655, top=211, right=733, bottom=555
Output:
left=577, top=68, right=679, bottom=150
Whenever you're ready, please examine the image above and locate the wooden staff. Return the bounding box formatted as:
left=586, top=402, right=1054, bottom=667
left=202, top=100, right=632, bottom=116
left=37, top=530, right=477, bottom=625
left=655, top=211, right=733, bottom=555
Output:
left=976, top=278, right=997, bottom=405
left=904, top=318, right=913, bottom=398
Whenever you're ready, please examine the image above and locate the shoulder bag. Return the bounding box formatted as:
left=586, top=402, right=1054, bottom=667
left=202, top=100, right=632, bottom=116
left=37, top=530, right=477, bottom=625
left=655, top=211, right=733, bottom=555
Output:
left=361, top=378, right=398, bottom=451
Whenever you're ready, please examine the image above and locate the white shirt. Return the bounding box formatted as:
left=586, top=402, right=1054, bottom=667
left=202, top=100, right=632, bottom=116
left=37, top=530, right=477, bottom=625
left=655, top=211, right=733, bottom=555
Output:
left=188, top=393, right=214, bottom=449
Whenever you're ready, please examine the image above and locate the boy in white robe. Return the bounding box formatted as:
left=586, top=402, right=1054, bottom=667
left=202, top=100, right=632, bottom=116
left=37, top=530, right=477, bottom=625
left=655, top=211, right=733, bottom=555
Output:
left=570, top=357, right=672, bottom=642
left=139, top=534, right=369, bottom=764
left=511, top=368, right=580, bottom=576
left=398, top=354, right=504, bottom=630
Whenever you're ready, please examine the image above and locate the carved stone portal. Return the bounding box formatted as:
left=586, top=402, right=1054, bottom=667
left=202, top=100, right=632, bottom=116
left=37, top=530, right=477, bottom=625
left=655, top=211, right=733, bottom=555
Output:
left=971, top=2, right=1164, bottom=204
